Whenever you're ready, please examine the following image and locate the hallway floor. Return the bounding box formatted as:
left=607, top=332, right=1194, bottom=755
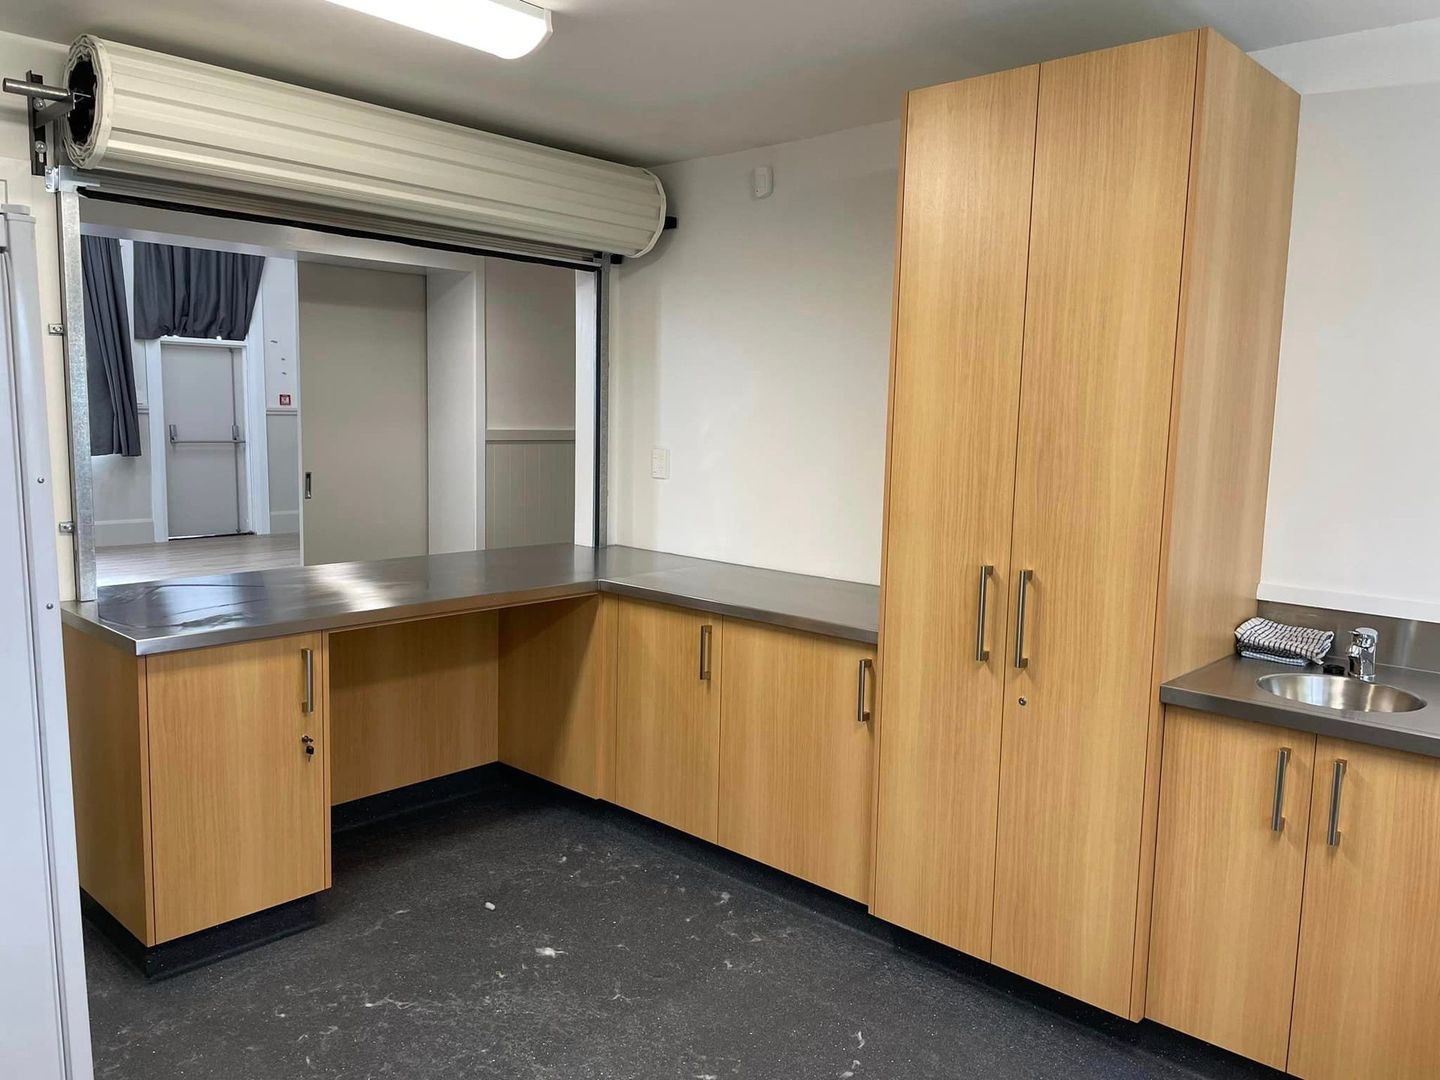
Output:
left=84, top=775, right=1279, bottom=1080
left=95, top=532, right=301, bottom=586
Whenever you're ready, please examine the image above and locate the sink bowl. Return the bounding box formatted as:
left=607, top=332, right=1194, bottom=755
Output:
left=1257, top=673, right=1426, bottom=714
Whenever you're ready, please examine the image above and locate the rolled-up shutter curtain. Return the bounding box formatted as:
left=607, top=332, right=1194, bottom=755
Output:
left=63, top=36, right=668, bottom=259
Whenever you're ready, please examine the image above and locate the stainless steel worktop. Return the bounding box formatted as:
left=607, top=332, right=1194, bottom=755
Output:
left=1162, top=654, right=1440, bottom=759
left=61, top=544, right=881, bottom=656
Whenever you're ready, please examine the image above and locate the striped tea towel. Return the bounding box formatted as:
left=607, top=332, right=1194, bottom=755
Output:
left=1234, top=616, right=1333, bottom=666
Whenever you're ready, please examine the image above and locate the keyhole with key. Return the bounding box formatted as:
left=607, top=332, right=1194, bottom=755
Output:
left=301, top=734, right=315, bottom=757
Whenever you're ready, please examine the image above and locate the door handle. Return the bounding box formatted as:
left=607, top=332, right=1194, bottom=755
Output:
left=1270, top=747, right=1292, bottom=832
left=856, top=657, right=873, bottom=724
left=975, top=564, right=994, bottom=662
left=302, top=647, right=315, bottom=714
left=698, top=624, right=712, bottom=681
left=168, top=423, right=177, bottom=445
left=1013, top=569, right=1033, bottom=670
left=304, top=471, right=313, bottom=500
left=1326, top=759, right=1347, bottom=847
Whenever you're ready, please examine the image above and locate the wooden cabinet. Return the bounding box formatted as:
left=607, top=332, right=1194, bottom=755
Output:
left=65, top=627, right=330, bottom=946
left=1146, top=709, right=1314, bottom=1068
left=871, top=64, right=1036, bottom=958
left=1289, top=739, right=1440, bottom=1080
left=614, top=599, right=721, bottom=841
left=874, top=28, right=1299, bottom=1017
left=146, top=634, right=329, bottom=942
left=719, top=621, right=875, bottom=902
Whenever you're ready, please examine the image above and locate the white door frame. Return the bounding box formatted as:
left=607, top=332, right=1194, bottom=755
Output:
left=145, top=336, right=271, bottom=540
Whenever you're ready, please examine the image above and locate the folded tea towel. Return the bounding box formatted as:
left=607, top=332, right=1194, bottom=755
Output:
left=1234, top=616, right=1333, bottom=667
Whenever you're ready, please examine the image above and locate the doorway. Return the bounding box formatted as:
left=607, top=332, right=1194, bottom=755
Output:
left=161, top=341, right=247, bottom=539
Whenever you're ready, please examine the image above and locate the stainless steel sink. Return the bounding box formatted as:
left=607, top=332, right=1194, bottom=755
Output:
left=1257, top=673, right=1426, bottom=714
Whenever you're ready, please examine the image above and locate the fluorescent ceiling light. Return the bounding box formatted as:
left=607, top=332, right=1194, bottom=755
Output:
left=322, top=0, right=552, bottom=60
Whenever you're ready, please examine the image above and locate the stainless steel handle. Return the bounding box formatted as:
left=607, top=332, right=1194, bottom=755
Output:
left=856, top=658, right=873, bottom=724
left=975, top=564, right=994, bottom=662
left=1326, top=759, right=1347, bottom=847
left=168, top=423, right=177, bottom=445
left=1271, top=747, right=1292, bottom=832
left=1013, top=569, right=1033, bottom=670
left=699, top=624, right=712, bottom=681
left=304, top=471, right=313, bottom=500
left=302, top=647, right=315, bottom=714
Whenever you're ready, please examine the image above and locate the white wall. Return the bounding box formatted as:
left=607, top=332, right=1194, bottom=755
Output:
left=259, top=258, right=300, bottom=532
left=608, top=121, right=898, bottom=584
left=1254, top=27, right=1440, bottom=622
left=427, top=266, right=485, bottom=553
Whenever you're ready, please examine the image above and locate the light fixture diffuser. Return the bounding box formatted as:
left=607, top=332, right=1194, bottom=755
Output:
left=322, top=0, right=552, bottom=60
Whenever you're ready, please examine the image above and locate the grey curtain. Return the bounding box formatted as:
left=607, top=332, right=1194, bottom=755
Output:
left=81, top=235, right=142, bottom=457
left=133, top=242, right=265, bottom=341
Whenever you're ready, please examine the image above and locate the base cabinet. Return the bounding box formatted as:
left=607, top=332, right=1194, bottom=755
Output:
left=1289, top=739, right=1440, bottom=1080
left=1146, top=709, right=1314, bottom=1068
left=145, top=634, right=330, bottom=942
left=614, top=599, right=722, bottom=841
left=718, top=621, right=875, bottom=902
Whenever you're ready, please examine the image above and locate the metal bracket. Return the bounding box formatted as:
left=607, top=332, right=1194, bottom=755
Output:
left=1, top=72, right=76, bottom=177
left=46, top=322, right=64, bottom=336
left=57, top=520, right=74, bottom=535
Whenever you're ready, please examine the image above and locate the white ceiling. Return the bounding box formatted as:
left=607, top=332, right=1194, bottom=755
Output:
left=1, top=0, right=1437, bottom=165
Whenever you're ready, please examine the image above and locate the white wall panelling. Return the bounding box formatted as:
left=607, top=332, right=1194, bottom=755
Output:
left=485, top=431, right=576, bottom=549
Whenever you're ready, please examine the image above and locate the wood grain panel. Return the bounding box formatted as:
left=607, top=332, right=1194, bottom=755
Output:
left=870, top=64, right=1039, bottom=957
left=1159, top=29, right=1301, bottom=682
left=614, top=599, right=721, bottom=841
left=146, top=634, right=329, bottom=942
left=1290, top=739, right=1440, bottom=1079
left=61, top=626, right=155, bottom=944
left=499, top=595, right=617, bottom=799
left=992, top=31, right=1199, bottom=1017
left=329, top=612, right=498, bottom=804
left=719, top=620, right=875, bottom=902
left=1130, top=32, right=1301, bottom=1016
left=1146, top=708, right=1313, bottom=1068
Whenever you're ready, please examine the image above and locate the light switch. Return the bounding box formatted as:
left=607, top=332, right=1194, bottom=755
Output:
left=650, top=447, right=670, bottom=480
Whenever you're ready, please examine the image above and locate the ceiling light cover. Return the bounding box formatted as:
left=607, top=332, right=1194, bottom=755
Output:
left=322, top=0, right=552, bottom=60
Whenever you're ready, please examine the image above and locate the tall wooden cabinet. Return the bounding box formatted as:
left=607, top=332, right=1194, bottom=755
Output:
left=874, top=28, right=1299, bottom=1017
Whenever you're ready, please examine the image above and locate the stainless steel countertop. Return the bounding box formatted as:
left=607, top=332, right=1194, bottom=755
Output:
left=1162, top=654, right=1440, bottom=759
left=61, top=544, right=880, bottom=655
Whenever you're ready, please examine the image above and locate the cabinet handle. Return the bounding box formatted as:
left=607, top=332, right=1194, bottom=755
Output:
left=1326, top=759, right=1347, bottom=847
left=1013, top=569, right=1033, bottom=670
left=856, top=658, right=874, bottom=725
left=975, top=564, right=994, bottom=662
left=302, top=647, right=315, bottom=714
left=1270, top=747, right=1292, bottom=832
left=698, top=624, right=712, bottom=681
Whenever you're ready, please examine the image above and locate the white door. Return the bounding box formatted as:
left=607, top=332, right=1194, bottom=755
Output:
left=0, top=208, right=94, bottom=1079
left=298, top=262, right=428, bottom=565
left=162, top=343, right=244, bottom=538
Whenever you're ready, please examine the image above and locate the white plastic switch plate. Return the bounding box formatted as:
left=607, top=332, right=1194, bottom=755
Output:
left=650, top=447, right=670, bottom=480
left=751, top=165, right=773, bottom=199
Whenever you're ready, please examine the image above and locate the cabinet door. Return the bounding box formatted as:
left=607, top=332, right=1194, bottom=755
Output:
left=991, top=32, right=1200, bottom=1016
left=871, top=64, right=1039, bottom=958
left=1145, top=709, right=1314, bottom=1068
left=614, top=600, right=721, bottom=841
left=719, top=621, right=875, bottom=902
left=146, top=634, right=328, bottom=942
left=1290, top=739, right=1440, bottom=1079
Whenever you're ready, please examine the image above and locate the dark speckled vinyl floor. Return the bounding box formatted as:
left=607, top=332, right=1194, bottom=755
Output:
left=85, top=773, right=1282, bottom=1080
